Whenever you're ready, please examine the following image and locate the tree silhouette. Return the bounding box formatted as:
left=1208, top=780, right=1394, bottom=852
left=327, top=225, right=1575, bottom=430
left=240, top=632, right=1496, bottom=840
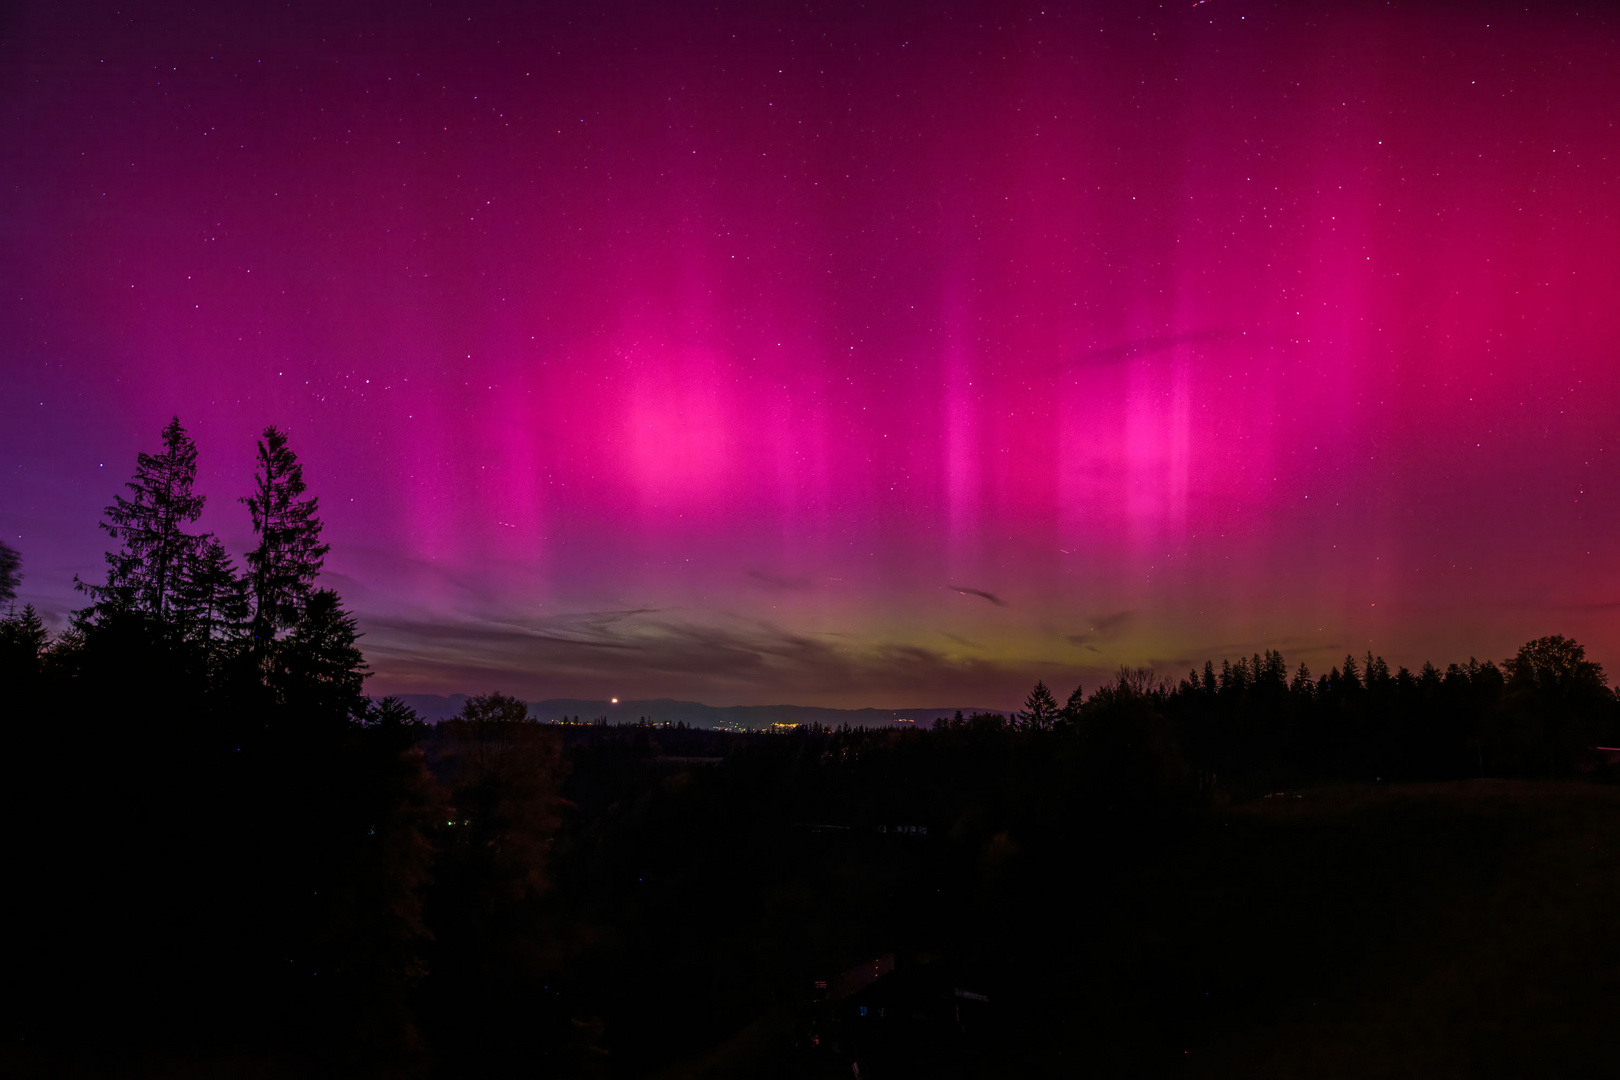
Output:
left=1502, top=635, right=1612, bottom=773
left=175, top=534, right=250, bottom=655
left=439, top=691, right=564, bottom=913
left=0, top=540, right=20, bottom=603
left=449, top=691, right=535, bottom=778
left=366, top=695, right=426, bottom=729
left=79, top=417, right=206, bottom=620
left=1021, top=680, right=1060, bottom=729
left=1060, top=683, right=1085, bottom=726
left=0, top=602, right=47, bottom=684
left=1505, top=635, right=1608, bottom=697
left=243, top=426, right=329, bottom=648
left=1339, top=654, right=1363, bottom=694
left=456, top=690, right=533, bottom=725
left=272, top=588, right=369, bottom=718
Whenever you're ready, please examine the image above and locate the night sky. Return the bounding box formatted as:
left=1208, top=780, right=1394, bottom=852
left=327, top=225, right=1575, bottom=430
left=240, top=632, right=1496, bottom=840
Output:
left=3, top=1, right=1618, bottom=708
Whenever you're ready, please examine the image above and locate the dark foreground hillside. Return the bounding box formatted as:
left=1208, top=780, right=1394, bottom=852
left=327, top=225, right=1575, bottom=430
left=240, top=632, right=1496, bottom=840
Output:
left=9, top=725, right=1619, bottom=1080
left=625, top=778, right=1620, bottom=1080
left=6, top=596, right=1620, bottom=1078
left=1165, top=782, right=1620, bottom=1079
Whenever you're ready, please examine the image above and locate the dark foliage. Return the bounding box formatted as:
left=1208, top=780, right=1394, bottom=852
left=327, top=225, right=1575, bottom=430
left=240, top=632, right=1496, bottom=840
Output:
left=1018, top=679, right=1060, bottom=729
left=75, top=416, right=206, bottom=620
left=5, top=424, right=457, bottom=1076
left=177, top=533, right=251, bottom=657
left=243, top=425, right=330, bottom=648
left=0, top=538, right=20, bottom=602
left=1164, top=645, right=1618, bottom=787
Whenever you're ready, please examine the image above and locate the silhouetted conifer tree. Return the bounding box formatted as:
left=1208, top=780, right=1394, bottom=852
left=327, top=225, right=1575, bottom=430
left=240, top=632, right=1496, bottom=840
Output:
left=1365, top=653, right=1392, bottom=691
left=272, top=588, right=369, bottom=718
left=366, top=695, right=426, bottom=729
left=0, top=602, right=47, bottom=684
left=1060, top=683, right=1085, bottom=726
left=176, top=534, right=250, bottom=655
left=1021, top=680, right=1060, bottom=728
left=0, top=540, right=20, bottom=603
left=243, top=426, right=329, bottom=648
left=78, top=417, right=206, bottom=620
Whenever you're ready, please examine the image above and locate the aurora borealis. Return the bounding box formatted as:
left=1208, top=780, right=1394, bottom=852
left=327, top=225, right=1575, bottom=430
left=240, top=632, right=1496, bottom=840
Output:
left=3, top=1, right=1618, bottom=707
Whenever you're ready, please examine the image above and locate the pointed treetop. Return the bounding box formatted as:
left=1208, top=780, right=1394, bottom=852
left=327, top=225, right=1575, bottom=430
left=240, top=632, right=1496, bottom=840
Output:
left=244, top=426, right=329, bottom=643
left=81, top=416, right=206, bottom=620
left=1021, top=679, right=1061, bottom=729
left=176, top=533, right=250, bottom=651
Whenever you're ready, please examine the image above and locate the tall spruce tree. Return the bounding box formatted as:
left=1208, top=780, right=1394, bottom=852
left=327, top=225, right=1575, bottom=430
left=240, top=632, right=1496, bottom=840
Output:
left=243, top=426, right=329, bottom=646
left=176, top=534, right=250, bottom=653
left=79, top=417, right=206, bottom=620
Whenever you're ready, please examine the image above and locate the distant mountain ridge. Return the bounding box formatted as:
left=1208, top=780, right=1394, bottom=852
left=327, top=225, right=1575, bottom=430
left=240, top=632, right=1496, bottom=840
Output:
left=388, top=694, right=1000, bottom=729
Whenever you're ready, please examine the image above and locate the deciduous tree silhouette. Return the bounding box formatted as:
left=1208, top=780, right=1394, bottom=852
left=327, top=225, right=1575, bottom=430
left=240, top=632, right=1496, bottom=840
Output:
left=1077, top=666, right=1194, bottom=815
left=1502, top=635, right=1612, bottom=773
left=437, top=691, right=565, bottom=903
left=1505, top=635, right=1608, bottom=696
left=425, top=691, right=568, bottom=1068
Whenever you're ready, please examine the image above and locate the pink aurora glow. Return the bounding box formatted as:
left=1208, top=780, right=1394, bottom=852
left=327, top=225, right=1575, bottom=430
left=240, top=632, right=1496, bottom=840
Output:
left=3, top=1, right=1618, bottom=706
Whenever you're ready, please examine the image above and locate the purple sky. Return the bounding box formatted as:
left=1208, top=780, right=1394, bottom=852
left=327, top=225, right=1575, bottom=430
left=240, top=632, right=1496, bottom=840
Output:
left=4, top=1, right=1618, bottom=708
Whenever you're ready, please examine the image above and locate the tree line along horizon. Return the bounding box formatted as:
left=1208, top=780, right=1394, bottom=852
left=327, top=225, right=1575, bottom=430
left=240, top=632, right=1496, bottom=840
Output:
left=3, top=416, right=1618, bottom=1074
left=2, top=415, right=1615, bottom=761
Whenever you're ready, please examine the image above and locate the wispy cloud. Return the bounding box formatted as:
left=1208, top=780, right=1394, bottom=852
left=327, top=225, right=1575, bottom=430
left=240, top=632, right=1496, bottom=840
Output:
left=358, top=606, right=1084, bottom=708
left=947, top=585, right=1008, bottom=607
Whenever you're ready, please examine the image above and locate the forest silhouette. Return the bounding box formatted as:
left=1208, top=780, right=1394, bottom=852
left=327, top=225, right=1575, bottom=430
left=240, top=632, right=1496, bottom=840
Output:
left=4, top=419, right=1619, bottom=1078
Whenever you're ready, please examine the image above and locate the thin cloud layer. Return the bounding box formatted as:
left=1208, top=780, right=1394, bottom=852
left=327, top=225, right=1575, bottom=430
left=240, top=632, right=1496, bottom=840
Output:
left=360, top=607, right=1087, bottom=709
